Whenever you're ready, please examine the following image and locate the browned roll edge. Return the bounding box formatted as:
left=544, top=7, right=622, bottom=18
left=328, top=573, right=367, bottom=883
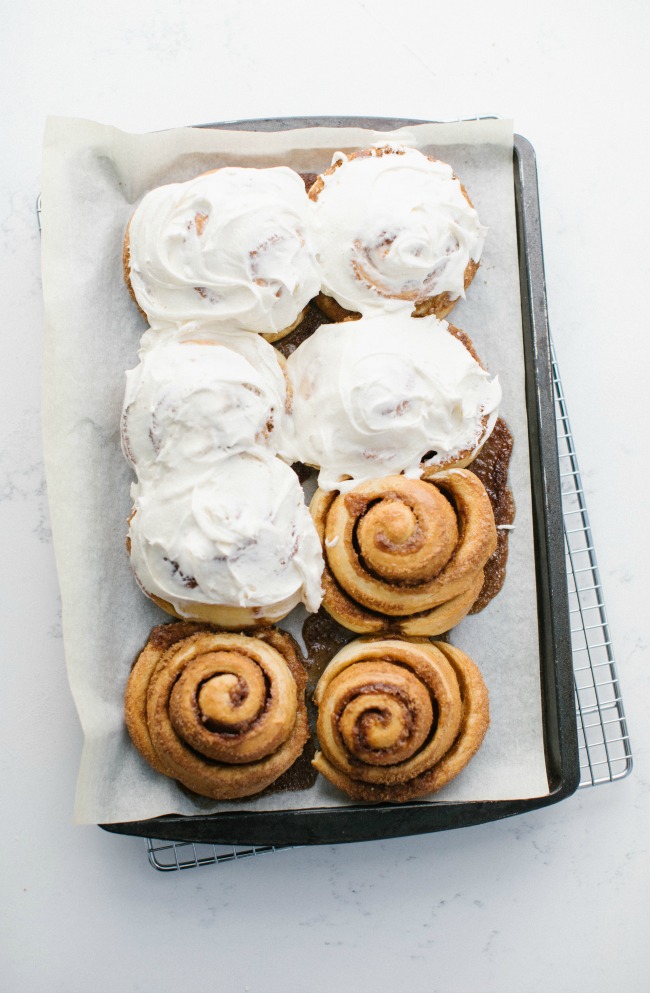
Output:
left=312, top=639, right=489, bottom=801
left=309, top=146, right=481, bottom=321
left=311, top=471, right=497, bottom=636
left=124, top=622, right=309, bottom=800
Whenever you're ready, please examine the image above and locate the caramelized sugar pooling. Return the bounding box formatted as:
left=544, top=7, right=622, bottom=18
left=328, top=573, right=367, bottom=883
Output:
left=303, top=609, right=354, bottom=697
left=254, top=627, right=318, bottom=795
left=254, top=629, right=318, bottom=795
left=274, top=301, right=332, bottom=359
left=259, top=610, right=352, bottom=793
left=263, top=740, right=317, bottom=793
left=468, top=417, right=515, bottom=612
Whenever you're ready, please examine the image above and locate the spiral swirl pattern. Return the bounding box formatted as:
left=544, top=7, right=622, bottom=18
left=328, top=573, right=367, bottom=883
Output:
left=124, top=166, right=320, bottom=338
left=312, top=637, right=489, bottom=801
left=121, top=329, right=288, bottom=475
left=309, top=145, right=486, bottom=321
left=124, top=623, right=308, bottom=799
left=280, top=314, right=502, bottom=493
left=311, top=470, right=497, bottom=636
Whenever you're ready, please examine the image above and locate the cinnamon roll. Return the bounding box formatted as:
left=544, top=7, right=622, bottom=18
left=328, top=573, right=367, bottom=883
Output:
left=121, top=326, right=288, bottom=475
left=124, top=622, right=309, bottom=799
left=280, top=312, right=501, bottom=493
left=127, top=453, right=324, bottom=628
left=124, top=166, right=320, bottom=339
left=312, top=637, right=489, bottom=801
left=311, top=470, right=497, bottom=635
left=309, top=145, right=486, bottom=321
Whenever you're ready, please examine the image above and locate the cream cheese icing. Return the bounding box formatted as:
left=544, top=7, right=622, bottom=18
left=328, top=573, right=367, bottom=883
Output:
left=310, top=146, right=487, bottom=315
left=280, top=313, right=501, bottom=492
left=121, top=325, right=287, bottom=474
left=128, top=453, right=324, bottom=616
left=126, top=166, right=320, bottom=334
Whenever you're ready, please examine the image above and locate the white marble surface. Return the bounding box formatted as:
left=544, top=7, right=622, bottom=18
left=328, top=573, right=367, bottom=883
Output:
left=2, top=2, right=648, bottom=991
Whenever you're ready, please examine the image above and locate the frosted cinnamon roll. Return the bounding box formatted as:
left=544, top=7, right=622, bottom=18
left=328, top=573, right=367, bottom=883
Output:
left=312, top=637, right=489, bottom=801
left=127, top=453, right=324, bottom=628
left=311, top=470, right=497, bottom=635
left=124, top=166, right=320, bottom=339
left=124, top=623, right=309, bottom=799
left=121, top=326, right=287, bottom=475
left=309, top=145, right=486, bottom=321
left=280, top=313, right=501, bottom=493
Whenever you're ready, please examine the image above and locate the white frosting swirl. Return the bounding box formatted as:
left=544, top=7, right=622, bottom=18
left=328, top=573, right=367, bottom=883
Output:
left=128, top=454, right=323, bottom=615
left=310, top=146, right=487, bottom=315
left=121, top=326, right=287, bottom=474
left=127, top=167, right=320, bottom=334
left=280, top=313, right=501, bottom=492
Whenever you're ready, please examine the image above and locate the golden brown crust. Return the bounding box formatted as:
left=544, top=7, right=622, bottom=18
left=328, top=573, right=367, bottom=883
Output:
left=411, top=258, right=481, bottom=320
left=312, top=637, right=489, bottom=801
left=313, top=292, right=361, bottom=324
left=124, top=622, right=309, bottom=800
left=311, top=470, right=497, bottom=636
left=135, top=588, right=296, bottom=630
left=122, top=219, right=148, bottom=321
left=261, top=306, right=310, bottom=343
left=308, top=146, right=481, bottom=321
left=124, top=620, right=210, bottom=776
left=445, top=321, right=484, bottom=366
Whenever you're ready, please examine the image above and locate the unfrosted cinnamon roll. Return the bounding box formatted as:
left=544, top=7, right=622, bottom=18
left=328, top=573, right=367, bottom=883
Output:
left=124, top=166, right=320, bottom=339
left=312, top=637, right=489, bottom=801
left=311, top=470, right=497, bottom=635
left=309, top=145, right=486, bottom=321
left=124, top=622, right=309, bottom=799
left=121, top=326, right=288, bottom=475
left=280, top=313, right=501, bottom=493
left=127, top=453, right=324, bottom=629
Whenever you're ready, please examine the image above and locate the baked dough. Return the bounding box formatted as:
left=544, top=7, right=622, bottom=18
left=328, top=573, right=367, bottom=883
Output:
left=309, top=145, right=486, bottom=321
left=312, top=637, right=489, bottom=801
left=124, top=622, right=309, bottom=799
left=311, top=470, right=497, bottom=635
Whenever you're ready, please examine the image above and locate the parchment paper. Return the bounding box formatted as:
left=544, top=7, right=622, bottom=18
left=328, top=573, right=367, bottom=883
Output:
left=40, top=116, right=549, bottom=824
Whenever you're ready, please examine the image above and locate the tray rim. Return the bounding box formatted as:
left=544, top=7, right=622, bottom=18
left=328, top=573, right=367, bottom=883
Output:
left=102, top=116, right=579, bottom=847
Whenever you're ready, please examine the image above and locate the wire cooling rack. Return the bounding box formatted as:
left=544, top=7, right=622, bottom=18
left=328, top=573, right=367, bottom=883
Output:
left=552, top=341, right=632, bottom=788
left=143, top=342, right=633, bottom=871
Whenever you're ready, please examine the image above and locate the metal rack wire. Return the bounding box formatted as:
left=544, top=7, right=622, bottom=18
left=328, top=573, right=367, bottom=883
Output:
left=145, top=841, right=291, bottom=871
left=552, top=341, right=632, bottom=788
left=144, top=342, right=633, bottom=871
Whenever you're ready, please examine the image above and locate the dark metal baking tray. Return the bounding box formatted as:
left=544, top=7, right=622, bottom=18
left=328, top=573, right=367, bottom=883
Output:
left=102, top=116, right=580, bottom=847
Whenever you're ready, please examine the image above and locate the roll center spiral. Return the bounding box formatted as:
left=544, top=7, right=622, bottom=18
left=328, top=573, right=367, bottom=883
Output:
left=330, top=663, right=434, bottom=767
left=360, top=500, right=417, bottom=549
left=178, top=651, right=267, bottom=732
left=198, top=673, right=256, bottom=727
left=348, top=483, right=459, bottom=584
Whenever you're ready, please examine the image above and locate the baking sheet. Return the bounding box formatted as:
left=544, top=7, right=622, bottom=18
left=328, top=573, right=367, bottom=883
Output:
left=40, top=116, right=549, bottom=825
